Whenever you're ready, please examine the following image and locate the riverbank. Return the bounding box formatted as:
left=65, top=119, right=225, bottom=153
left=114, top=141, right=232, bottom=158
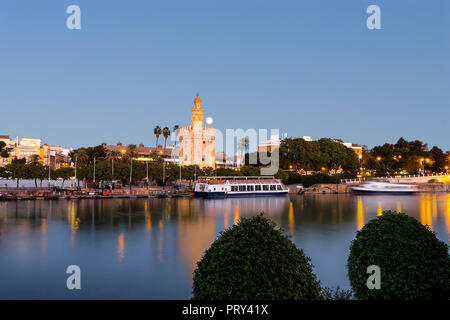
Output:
left=0, top=186, right=193, bottom=201
left=290, top=183, right=450, bottom=194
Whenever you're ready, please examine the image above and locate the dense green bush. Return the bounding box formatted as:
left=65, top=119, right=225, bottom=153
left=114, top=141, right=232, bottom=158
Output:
left=347, top=210, right=450, bottom=300
left=192, top=214, right=322, bottom=300
left=282, top=173, right=349, bottom=187
left=322, top=286, right=353, bottom=300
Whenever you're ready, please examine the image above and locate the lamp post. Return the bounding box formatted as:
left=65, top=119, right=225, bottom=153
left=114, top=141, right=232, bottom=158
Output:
left=75, top=155, right=78, bottom=188
left=146, top=160, right=149, bottom=191
left=112, top=158, right=114, bottom=180
left=129, top=157, right=133, bottom=194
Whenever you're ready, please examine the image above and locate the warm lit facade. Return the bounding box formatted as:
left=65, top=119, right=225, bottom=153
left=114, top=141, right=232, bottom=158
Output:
left=103, top=142, right=177, bottom=163
left=258, top=134, right=281, bottom=153
left=178, top=94, right=215, bottom=168
left=342, top=142, right=363, bottom=159
left=0, top=135, right=72, bottom=169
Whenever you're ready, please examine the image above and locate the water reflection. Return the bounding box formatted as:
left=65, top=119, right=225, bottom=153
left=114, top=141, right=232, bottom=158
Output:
left=117, top=233, right=125, bottom=262
left=0, top=194, right=448, bottom=299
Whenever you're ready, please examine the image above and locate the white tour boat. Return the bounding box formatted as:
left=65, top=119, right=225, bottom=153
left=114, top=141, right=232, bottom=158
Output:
left=351, top=180, right=418, bottom=195
left=194, top=176, right=289, bottom=198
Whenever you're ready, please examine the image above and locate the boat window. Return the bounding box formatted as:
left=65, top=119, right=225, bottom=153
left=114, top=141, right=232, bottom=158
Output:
left=247, top=185, right=254, bottom=191
left=277, top=185, right=282, bottom=190
left=263, top=185, right=269, bottom=191
left=255, top=185, right=261, bottom=191
left=239, top=185, right=245, bottom=192
left=270, top=185, right=276, bottom=191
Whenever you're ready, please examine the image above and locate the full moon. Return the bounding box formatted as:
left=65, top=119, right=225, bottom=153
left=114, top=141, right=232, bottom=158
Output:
left=206, top=117, right=213, bottom=125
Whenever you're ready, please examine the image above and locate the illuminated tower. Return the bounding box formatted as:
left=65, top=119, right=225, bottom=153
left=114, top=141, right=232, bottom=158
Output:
left=179, top=94, right=215, bottom=168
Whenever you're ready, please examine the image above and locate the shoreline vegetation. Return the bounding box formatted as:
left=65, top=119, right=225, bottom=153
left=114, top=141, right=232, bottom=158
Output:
left=0, top=137, right=448, bottom=199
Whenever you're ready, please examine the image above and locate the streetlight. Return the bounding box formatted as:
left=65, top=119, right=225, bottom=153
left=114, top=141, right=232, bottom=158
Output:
left=93, top=157, right=96, bottom=183
left=75, top=155, right=78, bottom=188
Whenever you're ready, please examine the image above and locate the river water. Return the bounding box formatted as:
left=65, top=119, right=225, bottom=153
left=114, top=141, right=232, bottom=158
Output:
left=0, top=193, right=449, bottom=299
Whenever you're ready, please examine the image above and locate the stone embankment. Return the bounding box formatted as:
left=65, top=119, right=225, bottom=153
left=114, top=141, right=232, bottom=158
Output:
left=288, top=183, right=450, bottom=194
left=0, top=187, right=193, bottom=201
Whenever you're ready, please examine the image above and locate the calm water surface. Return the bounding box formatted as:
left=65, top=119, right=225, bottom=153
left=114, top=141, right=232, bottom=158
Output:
left=0, top=193, right=449, bottom=299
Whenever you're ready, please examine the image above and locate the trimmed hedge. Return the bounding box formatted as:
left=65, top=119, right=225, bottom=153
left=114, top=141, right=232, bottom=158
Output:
left=347, top=210, right=450, bottom=300
left=192, top=214, right=322, bottom=300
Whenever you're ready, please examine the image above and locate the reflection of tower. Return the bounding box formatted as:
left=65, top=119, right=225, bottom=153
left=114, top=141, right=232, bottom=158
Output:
left=177, top=212, right=216, bottom=275
left=179, top=94, right=215, bottom=168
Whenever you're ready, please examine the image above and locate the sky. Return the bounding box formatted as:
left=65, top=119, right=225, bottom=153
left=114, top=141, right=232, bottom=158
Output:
left=0, top=0, right=449, bottom=152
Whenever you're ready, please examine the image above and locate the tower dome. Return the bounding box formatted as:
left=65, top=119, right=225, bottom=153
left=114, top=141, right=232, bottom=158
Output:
left=194, top=93, right=202, bottom=108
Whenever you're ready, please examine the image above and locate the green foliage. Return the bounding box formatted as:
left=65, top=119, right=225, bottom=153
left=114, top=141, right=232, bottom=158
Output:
left=192, top=214, right=322, bottom=300
left=321, top=286, right=353, bottom=300
left=0, top=141, right=11, bottom=158
left=279, top=137, right=359, bottom=173
left=347, top=210, right=450, bottom=300
left=363, top=137, right=448, bottom=174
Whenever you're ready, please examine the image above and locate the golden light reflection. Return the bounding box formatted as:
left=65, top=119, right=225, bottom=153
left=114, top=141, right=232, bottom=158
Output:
left=157, top=220, right=164, bottom=262
left=445, top=194, right=450, bottom=239
left=288, top=201, right=294, bottom=237
left=145, top=200, right=151, bottom=232
left=396, top=202, right=402, bottom=213
left=117, top=232, right=125, bottom=262
left=41, top=218, right=47, bottom=257
left=234, top=205, right=239, bottom=226
left=377, top=202, right=382, bottom=217
left=420, top=194, right=433, bottom=230
left=356, top=196, right=364, bottom=230
left=146, top=213, right=152, bottom=232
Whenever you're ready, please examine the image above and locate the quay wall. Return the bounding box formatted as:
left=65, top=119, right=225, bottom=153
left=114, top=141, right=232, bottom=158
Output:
left=292, top=183, right=450, bottom=194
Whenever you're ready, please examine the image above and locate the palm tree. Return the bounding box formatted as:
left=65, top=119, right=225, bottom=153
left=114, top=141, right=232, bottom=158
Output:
left=29, top=154, right=41, bottom=164
left=173, top=125, right=180, bottom=146
left=127, top=144, right=138, bottom=158
left=154, top=126, right=162, bottom=148
left=238, top=137, right=249, bottom=166
left=163, top=127, right=171, bottom=149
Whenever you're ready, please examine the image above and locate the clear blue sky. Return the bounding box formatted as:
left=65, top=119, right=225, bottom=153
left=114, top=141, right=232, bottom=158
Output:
left=0, top=0, right=449, bottom=151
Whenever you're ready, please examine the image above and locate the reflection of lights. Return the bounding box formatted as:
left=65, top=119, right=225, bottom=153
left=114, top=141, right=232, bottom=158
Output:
left=357, top=196, right=364, bottom=230
left=445, top=195, right=450, bottom=240
left=420, top=194, right=433, bottom=230
left=117, top=233, right=125, bottom=262
left=396, top=202, right=402, bottom=214
left=377, top=202, right=382, bottom=217
left=288, top=202, right=294, bottom=237
left=234, top=205, right=239, bottom=226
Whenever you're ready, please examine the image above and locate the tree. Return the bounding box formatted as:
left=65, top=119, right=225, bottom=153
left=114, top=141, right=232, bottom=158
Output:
left=5, top=163, right=28, bottom=188
left=0, top=141, right=11, bottom=158
left=126, top=144, right=139, bottom=158
left=162, top=127, right=171, bottom=149
left=173, top=125, right=180, bottom=146
left=347, top=211, right=450, bottom=300
left=192, top=214, right=322, bottom=300
left=56, top=167, right=75, bottom=187
left=29, top=154, right=41, bottom=164
left=429, top=146, right=447, bottom=172
left=154, top=126, right=162, bottom=148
